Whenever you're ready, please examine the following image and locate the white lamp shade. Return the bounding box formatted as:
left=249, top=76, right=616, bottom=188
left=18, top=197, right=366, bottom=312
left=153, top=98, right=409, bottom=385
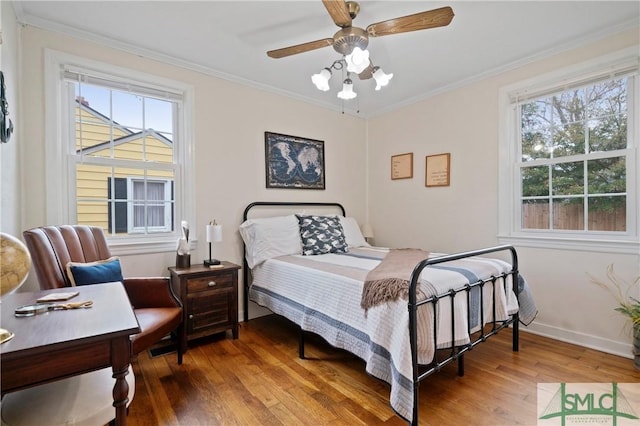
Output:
left=337, top=79, right=357, bottom=100
left=373, top=67, right=393, bottom=91
left=206, top=224, right=223, bottom=243
left=345, top=47, right=370, bottom=74
left=311, top=68, right=331, bottom=91
left=361, top=223, right=374, bottom=239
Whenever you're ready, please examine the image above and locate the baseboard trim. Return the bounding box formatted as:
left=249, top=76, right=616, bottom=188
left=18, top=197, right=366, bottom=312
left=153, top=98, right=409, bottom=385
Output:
left=523, top=321, right=633, bottom=360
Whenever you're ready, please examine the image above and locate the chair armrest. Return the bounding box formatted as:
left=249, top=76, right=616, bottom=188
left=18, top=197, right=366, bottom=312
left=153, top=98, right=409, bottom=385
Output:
left=122, top=277, right=181, bottom=309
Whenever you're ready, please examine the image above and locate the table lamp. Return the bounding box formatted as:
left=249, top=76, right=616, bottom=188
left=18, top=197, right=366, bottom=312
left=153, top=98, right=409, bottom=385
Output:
left=1, top=233, right=31, bottom=343
left=361, top=223, right=374, bottom=244
left=204, top=220, right=223, bottom=266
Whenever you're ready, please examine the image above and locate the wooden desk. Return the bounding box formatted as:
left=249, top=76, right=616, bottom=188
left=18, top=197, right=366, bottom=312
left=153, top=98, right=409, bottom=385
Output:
left=0, top=282, right=140, bottom=426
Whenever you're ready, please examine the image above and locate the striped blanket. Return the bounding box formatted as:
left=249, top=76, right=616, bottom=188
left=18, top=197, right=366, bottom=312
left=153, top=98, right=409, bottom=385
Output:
left=249, top=247, right=536, bottom=423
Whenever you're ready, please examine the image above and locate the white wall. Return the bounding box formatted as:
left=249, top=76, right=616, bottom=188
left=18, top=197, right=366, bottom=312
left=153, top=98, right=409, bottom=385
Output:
left=0, top=1, right=22, bottom=237
left=19, top=26, right=367, bottom=315
left=366, top=28, right=640, bottom=358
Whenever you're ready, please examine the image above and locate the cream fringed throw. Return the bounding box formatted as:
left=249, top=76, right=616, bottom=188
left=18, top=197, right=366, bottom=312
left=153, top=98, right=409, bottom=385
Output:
left=361, top=248, right=430, bottom=312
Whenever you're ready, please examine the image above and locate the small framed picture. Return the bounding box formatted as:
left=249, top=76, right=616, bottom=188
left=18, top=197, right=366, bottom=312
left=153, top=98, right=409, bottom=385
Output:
left=425, top=153, right=450, bottom=187
left=391, top=153, right=413, bottom=180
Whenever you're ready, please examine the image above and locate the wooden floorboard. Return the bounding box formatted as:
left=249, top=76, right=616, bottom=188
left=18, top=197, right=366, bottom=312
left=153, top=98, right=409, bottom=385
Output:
left=126, top=315, right=640, bottom=425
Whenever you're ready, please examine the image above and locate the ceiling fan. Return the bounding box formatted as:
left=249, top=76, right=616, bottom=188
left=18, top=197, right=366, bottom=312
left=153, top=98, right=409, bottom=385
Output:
left=266, top=0, right=455, bottom=64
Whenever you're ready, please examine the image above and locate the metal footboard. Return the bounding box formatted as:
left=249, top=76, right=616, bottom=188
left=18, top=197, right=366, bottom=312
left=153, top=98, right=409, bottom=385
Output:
left=407, top=244, right=520, bottom=425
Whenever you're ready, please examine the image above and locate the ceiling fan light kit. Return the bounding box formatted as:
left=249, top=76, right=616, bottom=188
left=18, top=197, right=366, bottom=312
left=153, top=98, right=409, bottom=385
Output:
left=267, top=0, right=454, bottom=101
left=337, top=78, right=357, bottom=100
left=345, top=47, right=370, bottom=74
left=311, top=68, right=332, bottom=91
left=372, top=66, right=393, bottom=91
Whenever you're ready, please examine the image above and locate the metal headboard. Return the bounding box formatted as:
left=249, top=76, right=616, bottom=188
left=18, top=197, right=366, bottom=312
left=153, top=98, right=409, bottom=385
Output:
left=241, top=201, right=346, bottom=322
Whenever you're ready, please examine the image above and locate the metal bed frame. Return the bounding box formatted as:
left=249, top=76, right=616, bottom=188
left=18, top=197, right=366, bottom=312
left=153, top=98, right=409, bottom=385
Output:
left=242, top=201, right=520, bottom=425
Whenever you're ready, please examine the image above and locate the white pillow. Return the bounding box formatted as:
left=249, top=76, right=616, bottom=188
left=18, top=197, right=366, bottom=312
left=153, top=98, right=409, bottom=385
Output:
left=340, top=216, right=370, bottom=248
left=239, top=215, right=301, bottom=268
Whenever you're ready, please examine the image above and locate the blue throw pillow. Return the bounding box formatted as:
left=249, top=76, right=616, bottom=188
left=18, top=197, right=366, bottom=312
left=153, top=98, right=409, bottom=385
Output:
left=65, top=256, right=124, bottom=286
left=296, top=214, right=348, bottom=256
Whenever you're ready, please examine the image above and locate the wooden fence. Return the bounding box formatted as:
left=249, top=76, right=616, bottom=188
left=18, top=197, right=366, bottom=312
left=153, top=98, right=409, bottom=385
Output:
left=523, top=203, right=626, bottom=231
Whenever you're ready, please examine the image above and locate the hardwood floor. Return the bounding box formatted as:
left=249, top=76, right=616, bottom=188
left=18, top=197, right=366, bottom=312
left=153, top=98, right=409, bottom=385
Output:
left=126, top=315, right=640, bottom=426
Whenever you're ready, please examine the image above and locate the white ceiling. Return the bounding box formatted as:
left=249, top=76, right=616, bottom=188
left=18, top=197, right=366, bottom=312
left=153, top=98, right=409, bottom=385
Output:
left=13, top=1, right=640, bottom=117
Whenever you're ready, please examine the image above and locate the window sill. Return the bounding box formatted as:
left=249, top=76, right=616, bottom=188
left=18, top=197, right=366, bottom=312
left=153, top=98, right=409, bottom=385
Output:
left=108, top=237, right=198, bottom=256
left=497, top=234, right=639, bottom=254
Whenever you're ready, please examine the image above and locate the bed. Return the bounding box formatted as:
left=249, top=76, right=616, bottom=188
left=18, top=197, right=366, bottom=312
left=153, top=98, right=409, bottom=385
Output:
left=240, top=201, right=537, bottom=425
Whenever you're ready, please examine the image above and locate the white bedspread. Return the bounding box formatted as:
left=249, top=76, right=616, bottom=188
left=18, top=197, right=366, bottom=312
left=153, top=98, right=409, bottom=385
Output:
left=249, top=247, right=533, bottom=423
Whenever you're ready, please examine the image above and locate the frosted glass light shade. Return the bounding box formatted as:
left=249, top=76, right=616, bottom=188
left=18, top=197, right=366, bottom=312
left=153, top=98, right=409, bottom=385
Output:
left=337, top=79, right=357, bottom=100
left=311, top=68, right=331, bottom=91
left=372, top=67, right=393, bottom=91
left=345, top=47, right=370, bottom=74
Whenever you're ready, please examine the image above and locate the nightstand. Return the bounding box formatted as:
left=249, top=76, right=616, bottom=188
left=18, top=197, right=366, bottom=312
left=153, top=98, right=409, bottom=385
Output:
left=169, top=261, right=241, bottom=352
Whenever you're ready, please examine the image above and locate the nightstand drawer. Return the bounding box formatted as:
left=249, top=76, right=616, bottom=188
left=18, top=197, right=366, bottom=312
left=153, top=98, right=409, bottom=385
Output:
left=186, top=273, right=233, bottom=293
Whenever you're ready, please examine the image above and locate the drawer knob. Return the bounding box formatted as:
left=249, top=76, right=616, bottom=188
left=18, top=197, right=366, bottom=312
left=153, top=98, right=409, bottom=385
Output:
left=208, top=281, right=217, bottom=287
left=189, top=314, right=194, bottom=319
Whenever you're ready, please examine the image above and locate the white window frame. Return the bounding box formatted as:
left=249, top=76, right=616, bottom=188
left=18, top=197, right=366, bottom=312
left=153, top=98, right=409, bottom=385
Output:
left=44, top=49, right=196, bottom=255
left=498, top=47, right=640, bottom=254
left=128, top=178, right=173, bottom=234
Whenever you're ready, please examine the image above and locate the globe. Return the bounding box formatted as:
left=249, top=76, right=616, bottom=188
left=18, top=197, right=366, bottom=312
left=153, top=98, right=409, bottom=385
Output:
left=1, top=233, right=31, bottom=343
left=1, top=233, right=31, bottom=296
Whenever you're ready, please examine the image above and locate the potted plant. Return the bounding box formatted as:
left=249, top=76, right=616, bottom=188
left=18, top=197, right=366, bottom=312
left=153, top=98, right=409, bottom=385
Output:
left=590, top=264, right=640, bottom=370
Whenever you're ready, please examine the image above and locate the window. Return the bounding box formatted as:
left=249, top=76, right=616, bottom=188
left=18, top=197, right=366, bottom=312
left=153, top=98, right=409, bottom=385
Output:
left=45, top=50, right=195, bottom=254
left=499, top=48, right=639, bottom=253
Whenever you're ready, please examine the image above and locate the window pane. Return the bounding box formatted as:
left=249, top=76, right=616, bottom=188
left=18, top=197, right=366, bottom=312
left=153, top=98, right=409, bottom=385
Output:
left=551, top=89, right=586, bottom=125
left=76, top=122, right=113, bottom=157
left=144, top=132, right=174, bottom=164
left=145, top=98, right=173, bottom=134
left=76, top=201, right=109, bottom=230
left=521, top=101, right=552, bottom=161
left=552, top=198, right=584, bottom=230
left=76, top=163, right=111, bottom=225
left=588, top=196, right=626, bottom=231
left=588, top=113, right=627, bottom=152
left=112, top=91, right=143, bottom=130
left=587, top=156, right=625, bottom=194
left=587, top=78, right=627, bottom=152
left=522, top=200, right=549, bottom=230
left=75, top=84, right=111, bottom=122
left=586, top=79, right=627, bottom=120
left=552, top=121, right=584, bottom=157
left=552, top=161, right=583, bottom=196
left=522, top=166, right=549, bottom=197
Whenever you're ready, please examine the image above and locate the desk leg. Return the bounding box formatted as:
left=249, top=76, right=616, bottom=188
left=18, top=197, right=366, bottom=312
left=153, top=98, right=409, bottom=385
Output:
left=111, top=337, right=131, bottom=426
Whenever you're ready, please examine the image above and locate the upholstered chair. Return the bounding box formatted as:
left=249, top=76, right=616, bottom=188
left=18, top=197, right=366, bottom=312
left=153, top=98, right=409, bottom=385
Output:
left=23, top=225, right=184, bottom=364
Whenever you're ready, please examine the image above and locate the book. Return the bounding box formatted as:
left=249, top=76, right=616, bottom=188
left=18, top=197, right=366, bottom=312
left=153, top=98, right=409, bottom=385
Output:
left=36, top=291, right=79, bottom=303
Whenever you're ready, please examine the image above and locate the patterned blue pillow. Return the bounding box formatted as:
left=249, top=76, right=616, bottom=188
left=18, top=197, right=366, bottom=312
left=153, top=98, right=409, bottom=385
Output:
left=296, top=215, right=348, bottom=255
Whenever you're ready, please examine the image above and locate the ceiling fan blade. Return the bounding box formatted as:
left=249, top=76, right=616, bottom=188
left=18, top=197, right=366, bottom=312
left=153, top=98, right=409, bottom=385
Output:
left=366, top=6, right=454, bottom=37
left=321, top=0, right=352, bottom=28
left=267, top=38, right=334, bottom=59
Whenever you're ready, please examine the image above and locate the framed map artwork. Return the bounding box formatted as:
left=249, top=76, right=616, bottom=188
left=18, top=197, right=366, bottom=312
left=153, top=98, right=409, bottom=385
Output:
left=264, top=132, right=325, bottom=190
